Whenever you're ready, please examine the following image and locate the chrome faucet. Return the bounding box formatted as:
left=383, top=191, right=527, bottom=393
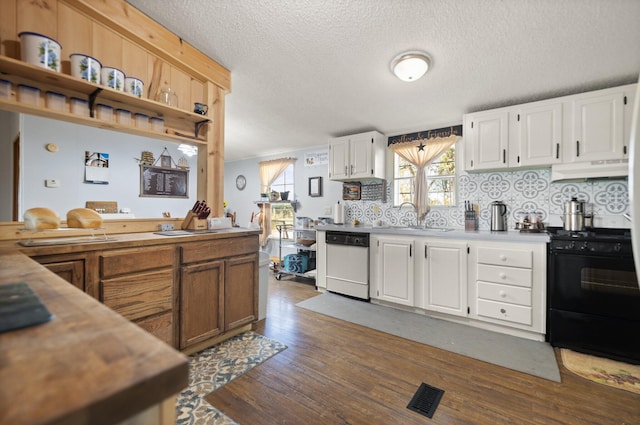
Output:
left=397, top=202, right=420, bottom=227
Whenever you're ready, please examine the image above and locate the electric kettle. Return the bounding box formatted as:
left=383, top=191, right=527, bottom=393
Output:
left=490, top=201, right=508, bottom=231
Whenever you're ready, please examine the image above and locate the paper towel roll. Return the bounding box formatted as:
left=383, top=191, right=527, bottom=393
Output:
left=334, top=202, right=344, bottom=224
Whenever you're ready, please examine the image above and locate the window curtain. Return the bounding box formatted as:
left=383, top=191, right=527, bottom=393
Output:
left=258, top=157, right=296, bottom=246
left=389, top=134, right=460, bottom=220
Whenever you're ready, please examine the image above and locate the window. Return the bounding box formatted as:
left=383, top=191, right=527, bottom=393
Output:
left=393, top=146, right=456, bottom=206
left=270, top=164, right=294, bottom=236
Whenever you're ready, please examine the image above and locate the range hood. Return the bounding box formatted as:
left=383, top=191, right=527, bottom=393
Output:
left=551, top=159, right=629, bottom=181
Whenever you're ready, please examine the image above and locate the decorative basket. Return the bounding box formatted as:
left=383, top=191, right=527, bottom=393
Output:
left=296, top=238, right=315, bottom=246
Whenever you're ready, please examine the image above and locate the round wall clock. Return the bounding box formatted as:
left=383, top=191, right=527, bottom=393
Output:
left=235, top=174, right=246, bottom=191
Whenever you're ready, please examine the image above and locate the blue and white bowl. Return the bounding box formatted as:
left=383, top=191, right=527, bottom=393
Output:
left=19, top=32, right=62, bottom=72
left=100, top=66, right=125, bottom=91
left=124, top=76, right=144, bottom=98
left=70, top=54, right=102, bottom=84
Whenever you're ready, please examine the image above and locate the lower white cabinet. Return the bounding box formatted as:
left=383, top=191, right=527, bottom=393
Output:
left=315, top=230, right=326, bottom=289
left=372, top=236, right=468, bottom=315
left=371, top=235, right=415, bottom=306
left=361, top=233, right=546, bottom=340
left=419, top=239, right=468, bottom=317
left=468, top=240, right=546, bottom=335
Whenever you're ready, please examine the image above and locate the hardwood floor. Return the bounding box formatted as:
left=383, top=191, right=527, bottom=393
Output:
left=206, top=276, right=640, bottom=424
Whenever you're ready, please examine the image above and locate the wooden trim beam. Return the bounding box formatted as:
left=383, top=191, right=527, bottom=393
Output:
left=61, top=0, right=231, bottom=92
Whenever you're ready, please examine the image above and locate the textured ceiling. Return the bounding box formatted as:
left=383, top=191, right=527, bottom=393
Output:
left=127, top=0, right=640, bottom=162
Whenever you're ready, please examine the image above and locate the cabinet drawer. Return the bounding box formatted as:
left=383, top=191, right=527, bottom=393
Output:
left=181, top=235, right=259, bottom=264
left=100, top=246, right=174, bottom=278
left=477, top=247, right=532, bottom=268
left=477, top=264, right=532, bottom=287
left=101, top=269, right=173, bottom=321
left=477, top=299, right=532, bottom=326
left=477, top=282, right=531, bottom=306
left=135, top=311, right=174, bottom=347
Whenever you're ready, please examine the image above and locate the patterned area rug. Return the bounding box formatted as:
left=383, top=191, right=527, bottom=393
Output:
left=176, top=331, right=287, bottom=425
left=561, top=349, right=640, bottom=394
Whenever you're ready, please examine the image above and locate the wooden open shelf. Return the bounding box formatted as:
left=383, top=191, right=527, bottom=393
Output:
left=0, top=55, right=211, bottom=145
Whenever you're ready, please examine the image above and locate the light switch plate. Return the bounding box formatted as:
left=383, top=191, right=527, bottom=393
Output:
left=45, top=179, right=59, bottom=188
left=160, top=224, right=174, bottom=231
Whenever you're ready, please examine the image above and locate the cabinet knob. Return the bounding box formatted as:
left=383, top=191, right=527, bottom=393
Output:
left=500, top=308, right=506, bottom=314
left=499, top=273, right=507, bottom=279
left=499, top=255, right=507, bottom=261
left=499, top=290, right=507, bottom=297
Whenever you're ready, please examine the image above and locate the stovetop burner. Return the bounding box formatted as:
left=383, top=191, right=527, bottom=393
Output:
left=547, top=227, right=631, bottom=240
left=547, top=226, right=632, bottom=255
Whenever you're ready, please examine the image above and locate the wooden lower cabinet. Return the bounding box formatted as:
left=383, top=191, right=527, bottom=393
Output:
left=28, top=232, right=259, bottom=352
left=179, top=260, right=225, bottom=348
left=99, top=246, right=177, bottom=347
left=225, top=254, right=258, bottom=329
left=179, top=235, right=259, bottom=351
left=33, top=254, right=86, bottom=291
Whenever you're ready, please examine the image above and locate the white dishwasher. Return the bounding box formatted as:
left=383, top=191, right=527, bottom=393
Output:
left=325, top=231, right=370, bottom=300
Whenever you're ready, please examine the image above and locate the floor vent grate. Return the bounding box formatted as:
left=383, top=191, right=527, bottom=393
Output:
left=407, top=382, right=445, bottom=419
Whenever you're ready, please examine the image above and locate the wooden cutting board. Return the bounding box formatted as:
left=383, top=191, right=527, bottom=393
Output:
left=85, top=201, right=118, bottom=213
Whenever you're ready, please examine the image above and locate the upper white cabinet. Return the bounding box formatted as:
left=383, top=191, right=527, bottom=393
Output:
left=566, top=88, right=626, bottom=162
left=464, top=109, right=509, bottom=170
left=465, top=101, right=562, bottom=171
left=464, top=83, right=636, bottom=172
left=515, top=101, right=563, bottom=166
left=328, top=131, right=386, bottom=181
left=419, top=239, right=468, bottom=317
left=371, top=235, right=414, bottom=306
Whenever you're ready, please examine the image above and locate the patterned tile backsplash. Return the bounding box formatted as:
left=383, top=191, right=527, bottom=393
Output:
left=343, top=169, right=630, bottom=230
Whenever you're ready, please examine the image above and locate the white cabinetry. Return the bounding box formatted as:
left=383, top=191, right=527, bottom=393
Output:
left=464, top=109, right=509, bottom=171
left=464, top=83, right=636, bottom=172
left=514, top=101, right=563, bottom=166
left=468, top=241, right=546, bottom=336
left=315, top=230, right=326, bottom=289
left=465, top=102, right=562, bottom=171
left=419, top=239, right=468, bottom=317
left=567, top=88, right=626, bottom=162
left=371, top=235, right=414, bottom=306
left=328, top=131, right=386, bottom=181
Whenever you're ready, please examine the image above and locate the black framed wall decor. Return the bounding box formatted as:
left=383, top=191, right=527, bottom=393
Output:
left=309, top=176, right=322, bottom=197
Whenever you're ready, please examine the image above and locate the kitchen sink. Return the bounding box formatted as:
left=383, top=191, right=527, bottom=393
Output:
left=382, top=225, right=454, bottom=232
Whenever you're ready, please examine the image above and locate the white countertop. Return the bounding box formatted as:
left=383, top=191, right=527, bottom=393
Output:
left=315, top=224, right=550, bottom=243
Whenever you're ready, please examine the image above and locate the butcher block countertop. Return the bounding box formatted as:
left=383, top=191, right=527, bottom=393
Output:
left=0, top=247, right=189, bottom=425
left=7, top=227, right=261, bottom=257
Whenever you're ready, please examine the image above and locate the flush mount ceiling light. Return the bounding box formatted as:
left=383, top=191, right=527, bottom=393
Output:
left=390, top=51, right=431, bottom=82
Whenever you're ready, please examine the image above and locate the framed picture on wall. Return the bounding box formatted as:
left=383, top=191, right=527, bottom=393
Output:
left=160, top=155, right=172, bottom=168
left=309, top=176, right=322, bottom=197
left=342, top=182, right=361, bottom=200
left=309, top=177, right=322, bottom=198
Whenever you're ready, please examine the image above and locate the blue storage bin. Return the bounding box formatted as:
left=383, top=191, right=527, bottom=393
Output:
left=284, top=253, right=309, bottom=273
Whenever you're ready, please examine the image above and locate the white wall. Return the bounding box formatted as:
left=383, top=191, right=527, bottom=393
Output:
left=224, top=145, right=343, bottom=227
left=19, top=115, right=198, bottom=219
left=0, top=111, right=20, bottom=221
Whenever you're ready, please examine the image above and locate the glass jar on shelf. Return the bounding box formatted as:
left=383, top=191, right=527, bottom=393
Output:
left=156, top=87, right=178, bottom=107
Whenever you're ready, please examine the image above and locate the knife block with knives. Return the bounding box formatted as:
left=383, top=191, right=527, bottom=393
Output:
left=182, top=200, right=211, bottom=230
left=464, top=201, right=478, bottom=231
